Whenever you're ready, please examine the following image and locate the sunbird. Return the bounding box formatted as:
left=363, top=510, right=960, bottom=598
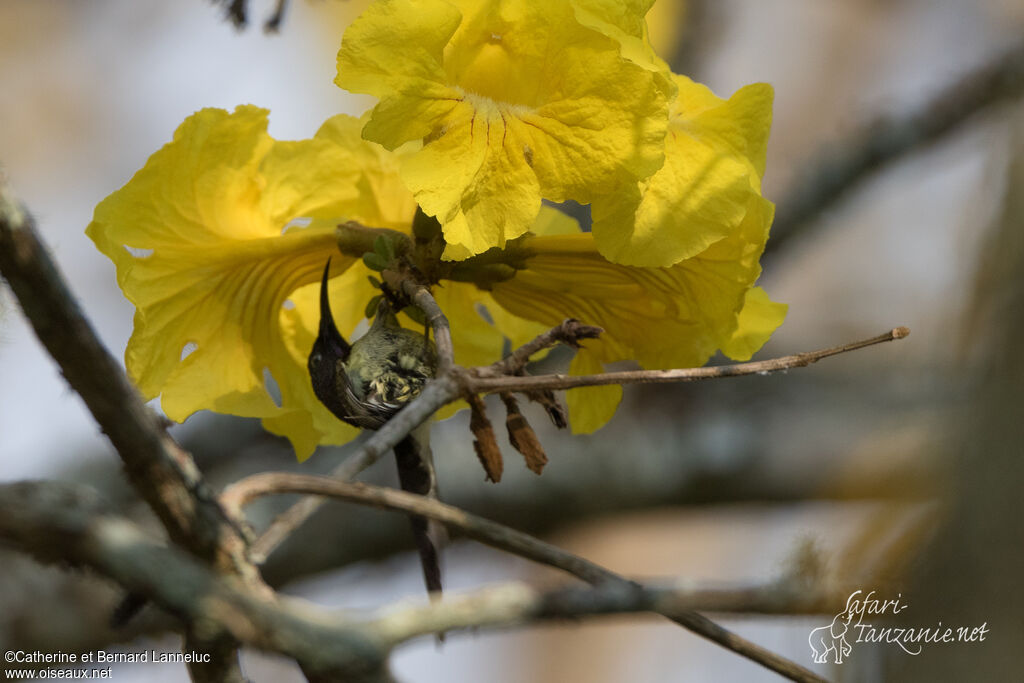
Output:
left=308, top=259, right=444, bottom=597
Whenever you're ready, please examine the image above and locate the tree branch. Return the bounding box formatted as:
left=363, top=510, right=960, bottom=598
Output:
left=0, top=481, right=390, bottom=682
left=770, top=38, right=1024, bottom=253
left=397, top=278, right=455, bottom=373
left=2, top=478, right=845, bottom=683
left=250, top=325, right=910, bottom=571
left=225, top=474, right=829, bottom=683
left=249, top=378, right=460, bottom=563
left=238, top=319, right=908, bottom=674
left=364, top=580, right=838, bottom=645
left=487, top=318, right=603, bottom=376
left=0, top=179, right=262, bottom=678
left=467, top=327, right=910, bottom=394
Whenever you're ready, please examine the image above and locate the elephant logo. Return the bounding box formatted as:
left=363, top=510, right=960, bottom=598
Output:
left=808, top=610, right=854, bottom=664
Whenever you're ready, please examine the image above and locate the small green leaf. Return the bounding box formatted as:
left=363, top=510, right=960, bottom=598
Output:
left=367, top=275, right=382, bottom=289
left=373, top=234, right=395, bottom=263
left=365, top=294, right=383, bottom=318
left=362, top=252, right=387, bottom=272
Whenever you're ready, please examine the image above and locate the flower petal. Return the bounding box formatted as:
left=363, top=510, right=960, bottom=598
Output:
left=402, top=98, right=543, bottom=260
left=87, top=106, right=367, bottom=459
left=488, top=195, right=778, bottom=431
left=592, top=77, right=774, bottom=267
left=679, top=77, right=773, bottom=184
left=569, top=0, right=672, bottom=79
left=336, top=0, right=464, bottom=149
left=720, top=286, right=788, bottom=361
left=313, top=114, right=420, bottom=228
left=566, top=347, right=622, bottom=434
left=337, top=0, right=668, bottom=258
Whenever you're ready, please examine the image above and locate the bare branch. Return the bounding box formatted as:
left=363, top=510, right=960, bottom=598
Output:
left=249, top=378, right=460, bottom=563
left=398, top=279, right=455, bottom=373
left=225, top=474, right=829, bottom=683
left=467, top=327, right=910, bottom=394
left=364, top=581, right=842, bottom=644
left=0, top=481, right=390, bottom=682
left=771, top=38, right=1024, bottom=252
left=0, top=180, right=262, bottom=676
left=2, top=480, right=840, bottom=682
left=487, top=318, right=603, bottom=376
left=227, top=473, right=605, bottom=581
left=0, top=182, right=258, bottom=578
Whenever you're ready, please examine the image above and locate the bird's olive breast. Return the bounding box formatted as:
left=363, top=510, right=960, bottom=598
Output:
left=343, top=327, right=437, bottom=405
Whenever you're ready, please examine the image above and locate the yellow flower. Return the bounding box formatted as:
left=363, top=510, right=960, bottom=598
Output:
left=89, top=101, right=784, bottom=459
left=88, top=107, right=380, bottom=458
left=88, top=107, right=542, bottom=459
left=335, top=0, right=669, bottom=260
left=487, top=194, right=786, bottom=433
left=592, top=75, right=775, bottom=267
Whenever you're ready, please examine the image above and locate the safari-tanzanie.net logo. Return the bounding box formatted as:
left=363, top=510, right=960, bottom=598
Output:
left=808, top=590, right=989, bottom=665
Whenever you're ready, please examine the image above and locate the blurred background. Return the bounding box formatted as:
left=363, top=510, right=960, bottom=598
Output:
left=2, top=0, right=1023, bottom=681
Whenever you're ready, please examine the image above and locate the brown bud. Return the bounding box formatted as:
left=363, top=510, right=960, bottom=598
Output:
left=501, top=394, right=548, bottom=475
left=526, top=388, right=568, bottom=429
left=468, top=394, right=503, bottom=483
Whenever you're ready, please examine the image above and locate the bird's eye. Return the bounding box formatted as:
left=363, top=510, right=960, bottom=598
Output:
left=311, top=353, right=322, bottom=364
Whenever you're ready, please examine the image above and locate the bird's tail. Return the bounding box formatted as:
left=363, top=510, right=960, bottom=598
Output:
left=393, top=424, right=446, bottom=599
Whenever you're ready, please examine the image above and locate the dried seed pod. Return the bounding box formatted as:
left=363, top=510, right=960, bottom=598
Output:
left=502, top=394, right=548, bottom=475
left=468, top=394, right=503, bottom=483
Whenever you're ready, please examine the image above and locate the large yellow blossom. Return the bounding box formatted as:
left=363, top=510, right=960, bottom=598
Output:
left=335, top=0, right=670, bottom=260
left=88, top=107, right=363, bottom=457
left=495, top=203, right=785, bottom=432
left=564, top=1, right=774, bottom=267
left=592, top=76, right=774, bottom=267
left=88, top=105, right=784, bottom=458
left=88, top=107, right=543, bottom=459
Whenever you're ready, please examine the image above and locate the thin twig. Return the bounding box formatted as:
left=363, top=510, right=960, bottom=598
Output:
left=771, top=38, right=1024, bottom=253
left=487, top=318, right=603, bottom=376
left=225, top=474, right=829, bottom=683
left=468, top=327, right=910, bottom=394
left=401, top=280, right=455, bottom=373
left=249, top=378, right=460, bottom=563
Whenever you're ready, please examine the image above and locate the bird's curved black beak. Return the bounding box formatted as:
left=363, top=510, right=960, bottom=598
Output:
left=318, top=258, right=351, bottom=360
